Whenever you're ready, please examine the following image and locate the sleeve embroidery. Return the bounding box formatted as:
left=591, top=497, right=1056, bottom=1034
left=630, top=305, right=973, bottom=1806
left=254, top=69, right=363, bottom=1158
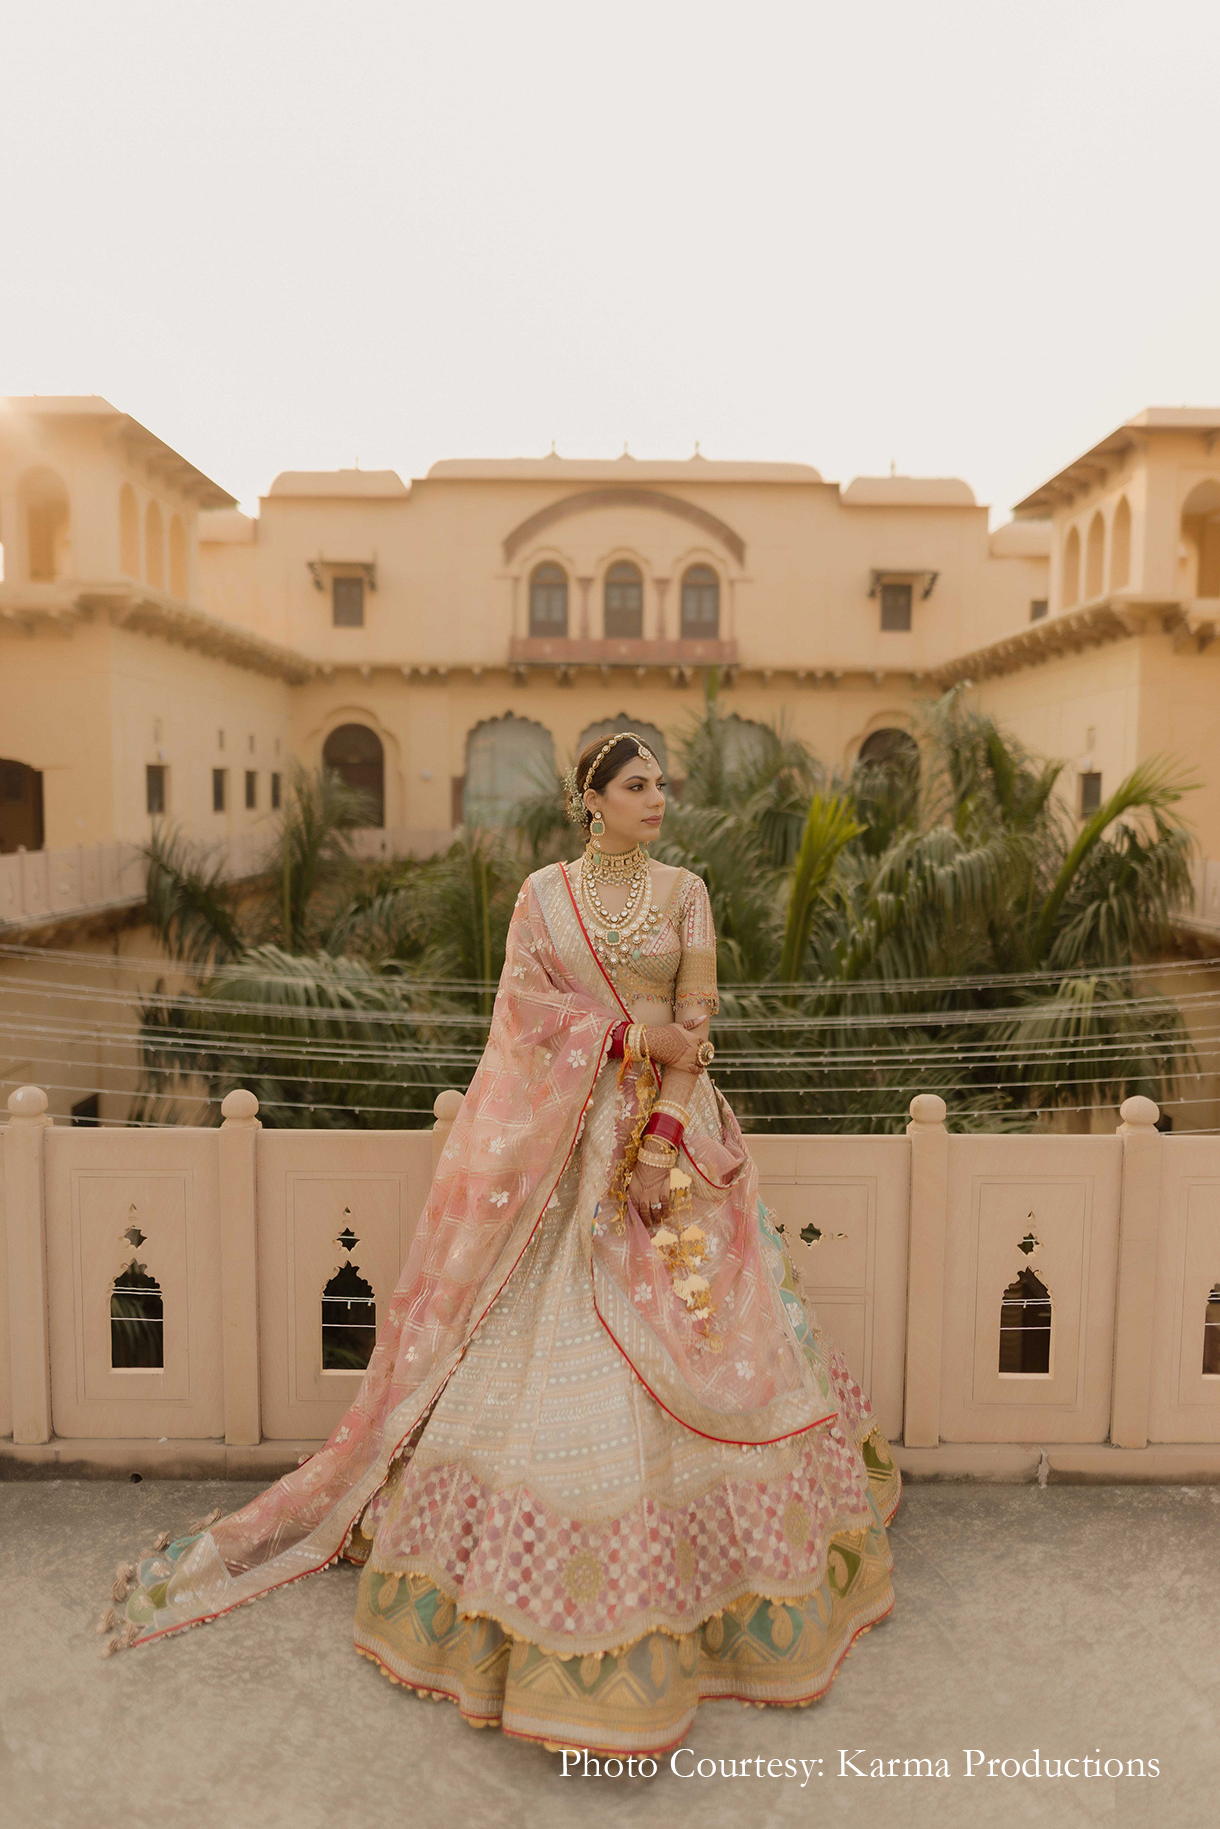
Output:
left=674, top=873, right=719, bottom=1015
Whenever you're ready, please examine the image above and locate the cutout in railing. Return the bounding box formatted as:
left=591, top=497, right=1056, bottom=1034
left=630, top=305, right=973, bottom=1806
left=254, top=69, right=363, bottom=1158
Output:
left=111, top=1261, right=165, bottom=1369
left=1204, top=1283, right=1220, bottom=1376
left=321, top=1262, right=377, bottom=1371
left=999, top=1267, right=1053, bottom=1375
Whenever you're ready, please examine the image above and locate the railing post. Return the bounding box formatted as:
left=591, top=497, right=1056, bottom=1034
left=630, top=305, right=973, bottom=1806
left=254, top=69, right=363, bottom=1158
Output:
left=219, top=1089, right=262, bottom=1446
left=1111, top=1095, right=1162, bottom=1448
left=4, top=1086, right=54, bottom=1444
left=432, top=1088, right=464, bottom=1173
left=903, top=1093, right=949, bottom=1448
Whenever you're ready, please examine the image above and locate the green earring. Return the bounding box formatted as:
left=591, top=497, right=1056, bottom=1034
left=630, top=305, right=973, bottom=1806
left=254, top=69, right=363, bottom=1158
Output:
left=590, top=814, right=605, bottom=837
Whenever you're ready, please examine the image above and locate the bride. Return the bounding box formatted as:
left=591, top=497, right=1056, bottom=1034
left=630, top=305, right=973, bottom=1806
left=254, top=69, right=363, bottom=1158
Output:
left=110, top=732, right=901, bottom=1755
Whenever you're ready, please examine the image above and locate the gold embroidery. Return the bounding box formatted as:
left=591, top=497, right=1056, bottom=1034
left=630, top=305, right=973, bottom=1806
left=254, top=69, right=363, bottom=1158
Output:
left=432, top=1594, right=456, bottom=1637
left=768, top=1602, right=795, bottom=1651
left=649, top=1637, right=668, bottom=1688
left=675, top=1539, right=697, bottom=1583
left=562, top=1551, right=607, bottom=1604
left=579, top=1652, right=603, bottom=1688
left=783, top=1500, right=811, bottom=1550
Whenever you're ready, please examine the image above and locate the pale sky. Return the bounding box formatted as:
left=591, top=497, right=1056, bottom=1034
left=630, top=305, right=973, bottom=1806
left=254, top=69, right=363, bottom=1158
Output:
left=3, top=0, right=1219, bottom=523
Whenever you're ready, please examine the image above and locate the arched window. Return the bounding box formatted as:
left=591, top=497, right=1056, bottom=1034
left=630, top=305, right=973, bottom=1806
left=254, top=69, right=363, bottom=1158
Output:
left=19, top=467, right=70, bottom=581
left=680, top=565, right=720, bottom=639
left=1203, top=1282, right=1220, bottom=1375
left=1180, top=479, right=1220, bottom=598
left=1085, top=511, right=1105, bottom=599
left=168, top=514, right=188, bottom=598
left=577, top=717, right=668, bottom=774
left=1062, top=527, right=1081, bottom=609
left=857, top=727, right=918, bottom=769
left=1111, top=495, right=1131, bottom=590
left=111, top=1260, right=164, bottom=1368
left=119, top=484, right=140, bottom=578
left=0, top=757, right=44, bottom=854
left=322, top=723, right=385, bottom=826
left=603, top=561, right=643, bottom=638
left=145, top=501, right=164, bottom=588
left=464, top=715, right=555, bottom=827
left=321, top=1261, right=377, bottom=1371
left=998, top=1266, right=1052, bottom=1374
left=529, top=562, right=569, bottom=636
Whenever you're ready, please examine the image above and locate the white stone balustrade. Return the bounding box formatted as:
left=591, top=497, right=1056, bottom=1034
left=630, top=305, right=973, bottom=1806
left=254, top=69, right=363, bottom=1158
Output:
left=2, top=1087, right=1219, bottom=1478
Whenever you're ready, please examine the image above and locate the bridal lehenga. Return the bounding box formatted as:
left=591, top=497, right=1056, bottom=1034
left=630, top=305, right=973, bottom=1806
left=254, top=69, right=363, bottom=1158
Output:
left=111, top=861, right=900, bottom=1754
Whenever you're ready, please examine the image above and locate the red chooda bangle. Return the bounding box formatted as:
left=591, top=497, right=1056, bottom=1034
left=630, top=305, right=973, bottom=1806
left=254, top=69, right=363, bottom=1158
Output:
left=644, top=1110, right=684, bottom=1152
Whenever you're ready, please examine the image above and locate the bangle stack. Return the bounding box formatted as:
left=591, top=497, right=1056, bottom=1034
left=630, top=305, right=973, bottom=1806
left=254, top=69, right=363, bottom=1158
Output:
left=645, top=1096, right=689, bottom=1155
left=637, top=1139, right=677, bottom=1170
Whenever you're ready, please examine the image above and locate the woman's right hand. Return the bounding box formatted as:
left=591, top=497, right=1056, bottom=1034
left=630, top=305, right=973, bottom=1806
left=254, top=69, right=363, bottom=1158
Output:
left=643, top=1023, right=704, bottom=1073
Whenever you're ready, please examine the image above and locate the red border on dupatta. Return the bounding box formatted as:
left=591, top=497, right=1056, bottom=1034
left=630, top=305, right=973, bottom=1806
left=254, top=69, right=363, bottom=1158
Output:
left=561, top=863, right=834, bottom=1448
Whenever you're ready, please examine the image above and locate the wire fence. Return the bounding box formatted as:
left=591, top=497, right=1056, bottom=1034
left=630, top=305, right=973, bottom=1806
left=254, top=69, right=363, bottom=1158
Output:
left=3, top=943, right=1220, bottom=1132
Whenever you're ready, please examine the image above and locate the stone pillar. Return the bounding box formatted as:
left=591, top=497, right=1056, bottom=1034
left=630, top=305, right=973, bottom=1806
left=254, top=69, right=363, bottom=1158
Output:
left=432, top=1088, right=464, bottom=1174
left=219, top=1089, right=262, bottom=1446
left=903, top=1093, right=949, bottom=1447
left=1111, top=1094, right=1163, bottom=1449
left=576, top=577, right=594, bottom=641
left=654, top=577, right=671, bottom=641
left=4, top=1086, right=54, bottom=1444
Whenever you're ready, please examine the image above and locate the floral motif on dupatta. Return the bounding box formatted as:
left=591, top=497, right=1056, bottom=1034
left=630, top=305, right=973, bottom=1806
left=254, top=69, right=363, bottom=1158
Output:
left=545, top=863, right=838, bottom=1447
left=135, top=871, right=626, bottom=1645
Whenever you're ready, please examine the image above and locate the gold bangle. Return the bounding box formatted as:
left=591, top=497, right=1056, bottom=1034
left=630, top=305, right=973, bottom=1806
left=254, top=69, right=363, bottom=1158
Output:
left=637, top=1143, right=676, bottom=1169
left=652, top=1099, right=690, bottom=1126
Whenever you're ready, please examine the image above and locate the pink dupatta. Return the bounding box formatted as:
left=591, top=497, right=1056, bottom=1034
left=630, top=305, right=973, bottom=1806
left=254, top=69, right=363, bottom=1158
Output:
left=138, top=864, right=836, bottom=1646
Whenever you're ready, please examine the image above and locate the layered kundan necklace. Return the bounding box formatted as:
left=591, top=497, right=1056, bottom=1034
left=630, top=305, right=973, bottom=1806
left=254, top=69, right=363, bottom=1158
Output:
left=578, top=841, right=662, bottom=984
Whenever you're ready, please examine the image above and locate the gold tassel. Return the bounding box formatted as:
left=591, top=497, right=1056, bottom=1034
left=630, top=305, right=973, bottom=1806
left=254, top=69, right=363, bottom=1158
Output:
left=94, top=1608, right=117, bottom=1635
left=110, top=1564, right=134, bottom=1603
left=99, top=1636, right=122, bottom=1659
left=606, top=1060, right=659, bottom=1232
left=153, top=1530, right=171, bottom=1551
left=187, top=1506, right=222, bottom=1533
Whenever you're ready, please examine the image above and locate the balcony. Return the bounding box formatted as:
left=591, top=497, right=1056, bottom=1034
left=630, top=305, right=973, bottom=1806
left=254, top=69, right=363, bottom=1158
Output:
left=508, top=634, right=738, bottom=672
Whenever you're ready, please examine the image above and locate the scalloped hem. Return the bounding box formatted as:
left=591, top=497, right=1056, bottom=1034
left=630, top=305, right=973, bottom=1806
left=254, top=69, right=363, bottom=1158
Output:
left=353, top=1578, right=896, bottom=1757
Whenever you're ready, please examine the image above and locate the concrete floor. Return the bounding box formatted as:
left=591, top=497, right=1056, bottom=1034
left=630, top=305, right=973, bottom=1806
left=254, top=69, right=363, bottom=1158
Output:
left=1, top=1480, right=1216, bottom=1829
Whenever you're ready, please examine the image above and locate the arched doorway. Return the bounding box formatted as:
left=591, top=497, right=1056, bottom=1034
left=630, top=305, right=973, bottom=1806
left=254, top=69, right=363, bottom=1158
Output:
left=19, top=467, right=70, bottom=581
left=323, top=724, right=385, bottom=827
left=0, top=758, right=44, bottom=853
left=857, top=727, right=918, bottom=769
left=603, top=562, right=643, bottom=638
left=680, top=564, right=720, bottom=638
left=1180, top=480, right=1220, bottom=598
left=464, top=716, right=555, bottom=827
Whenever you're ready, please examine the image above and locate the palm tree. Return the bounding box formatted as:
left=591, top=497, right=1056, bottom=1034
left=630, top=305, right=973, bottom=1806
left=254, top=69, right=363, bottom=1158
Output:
left=131, top=695, right=1200, bottom=1133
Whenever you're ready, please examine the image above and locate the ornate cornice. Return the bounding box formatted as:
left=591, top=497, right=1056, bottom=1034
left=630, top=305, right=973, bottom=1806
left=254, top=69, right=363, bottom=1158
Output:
left=924, top=597, right=1175, bottom=687
left=0, top=582, right=315, bottom=683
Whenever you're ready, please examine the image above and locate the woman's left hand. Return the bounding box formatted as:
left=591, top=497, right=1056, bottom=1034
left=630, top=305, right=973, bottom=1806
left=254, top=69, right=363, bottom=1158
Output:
left=629, top=1160, right=671, bottom=1226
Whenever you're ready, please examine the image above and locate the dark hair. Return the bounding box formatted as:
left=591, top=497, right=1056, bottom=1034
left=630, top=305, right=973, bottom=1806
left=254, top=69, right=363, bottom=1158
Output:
left=570, top=734, right=652, bottom=830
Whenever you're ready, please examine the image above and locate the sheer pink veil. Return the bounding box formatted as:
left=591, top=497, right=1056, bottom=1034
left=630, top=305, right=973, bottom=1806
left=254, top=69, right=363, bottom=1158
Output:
left=142, top=866, right=836, bottom=1644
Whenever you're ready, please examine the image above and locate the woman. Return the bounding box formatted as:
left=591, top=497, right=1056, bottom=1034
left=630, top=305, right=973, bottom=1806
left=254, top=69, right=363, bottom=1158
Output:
left=108, top=732, right=900, bottom=1756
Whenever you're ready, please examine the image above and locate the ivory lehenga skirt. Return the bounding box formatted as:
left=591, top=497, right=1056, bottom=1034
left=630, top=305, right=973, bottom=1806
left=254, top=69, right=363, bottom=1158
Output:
left=344, top=1151, right=901, bottom=1755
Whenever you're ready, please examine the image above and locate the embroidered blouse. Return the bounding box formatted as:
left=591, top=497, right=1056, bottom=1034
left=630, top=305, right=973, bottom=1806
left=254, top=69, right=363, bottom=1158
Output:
left=606, top=867, right=719, bottom=1017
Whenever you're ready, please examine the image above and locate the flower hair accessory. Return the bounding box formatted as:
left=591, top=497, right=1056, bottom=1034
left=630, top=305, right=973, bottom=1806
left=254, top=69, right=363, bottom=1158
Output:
left=562, top=764, right=584, bottom=826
